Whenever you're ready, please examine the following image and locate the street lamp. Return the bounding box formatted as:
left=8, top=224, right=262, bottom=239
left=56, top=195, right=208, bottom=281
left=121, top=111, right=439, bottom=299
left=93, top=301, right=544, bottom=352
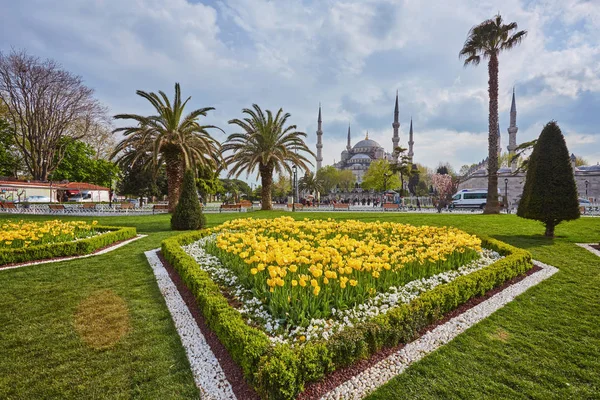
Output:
left=292, top=165, right=297, bottom=212
left=504, top=178, right=509, bottom=214
left=585, top=180, right=589, bottom=198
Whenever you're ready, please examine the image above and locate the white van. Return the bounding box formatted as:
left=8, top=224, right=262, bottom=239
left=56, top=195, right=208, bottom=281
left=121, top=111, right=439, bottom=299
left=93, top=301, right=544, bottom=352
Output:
left=451, top=189, right=494, bottom=209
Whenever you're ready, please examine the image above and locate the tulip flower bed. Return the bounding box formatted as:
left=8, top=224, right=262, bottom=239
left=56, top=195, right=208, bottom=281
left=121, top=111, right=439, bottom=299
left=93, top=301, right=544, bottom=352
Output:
left=0, top=219, right=137, bottom=266
left=162, top=217, right=533, bottom=399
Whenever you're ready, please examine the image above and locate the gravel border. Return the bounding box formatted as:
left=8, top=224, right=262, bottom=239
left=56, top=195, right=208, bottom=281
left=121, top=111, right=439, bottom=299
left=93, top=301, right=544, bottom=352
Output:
left=0, top=234, right=146, bottom=271
left=145, top=249, right=236, bottom=400
left=576, top=243, right=600, bottom=257
left=319, top=260, right=559, bottom=400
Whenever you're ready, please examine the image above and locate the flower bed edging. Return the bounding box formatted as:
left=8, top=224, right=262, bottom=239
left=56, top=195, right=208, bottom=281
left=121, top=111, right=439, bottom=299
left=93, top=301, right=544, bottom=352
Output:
left=162, top=230, right=535, bottom=399
left=145, top=249, right=236, bottom=400
left=0, top=228, right=143, bottom=271
left=319, top=260, right=558, bottom=400
left=576, top=243, right=600, bottom=257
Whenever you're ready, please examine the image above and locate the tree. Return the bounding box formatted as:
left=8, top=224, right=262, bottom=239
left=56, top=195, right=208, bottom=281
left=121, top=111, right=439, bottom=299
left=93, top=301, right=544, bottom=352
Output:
left=112, top=83, right=222, bottom=211
left=432, top=173, right=454, bottom=212
left=118, top=151, right=168, bottom=201
left=299, top=171, right=323, bottom=195
left=50, top=138, right=119, bottom=188
left=391, top=146, right=412, bottom=194
left=408, top=165, right=420, bottom=195
left=337, top=169, right=355, bottom=192
left=223, top=104, right=314, bottom=210
left=273, top=175, right=292, bottom=201
left=171, top=169, right=205, bottom=231
left=517, top=122, right=579, bottom=237
left=0, top=113, right=21, bottom=178
left=316, top=166, right=340, bottom=194
left=196, top=164, right=223, bottom=203
left=361, top=159, right=401, bottom=192
left=219, top=179, right=251, bottom=203
left=460, top=15, right=527, bottom=214
left=575, top=156, right=588, bottom=167
left=0, top=49, right=107, bottom=181
left=82, top=121, right=116, bottom=160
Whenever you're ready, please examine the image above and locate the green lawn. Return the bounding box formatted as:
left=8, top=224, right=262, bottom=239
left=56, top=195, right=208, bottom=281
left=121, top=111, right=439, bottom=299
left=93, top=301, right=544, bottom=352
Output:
left=0, top=212, right=598, bottom=399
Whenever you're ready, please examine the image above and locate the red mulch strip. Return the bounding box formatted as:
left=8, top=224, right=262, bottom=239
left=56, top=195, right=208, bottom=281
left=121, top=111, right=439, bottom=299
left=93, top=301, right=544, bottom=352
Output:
left=0, top=236, right=139, bottom=270
left=158, top=252, right=261, bottom=400
left=159, top=252, right=542, bottom=400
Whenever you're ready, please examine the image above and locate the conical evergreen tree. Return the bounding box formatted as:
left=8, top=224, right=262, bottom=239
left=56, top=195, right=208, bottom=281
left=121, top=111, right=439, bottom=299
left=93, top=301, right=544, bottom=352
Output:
left=517, top=121, right=579, bottom=236
left=171, top=169, right=205, bottom=231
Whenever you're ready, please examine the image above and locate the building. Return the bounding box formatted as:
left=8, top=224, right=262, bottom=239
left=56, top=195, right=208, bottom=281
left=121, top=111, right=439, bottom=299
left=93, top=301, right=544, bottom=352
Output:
left=0, top=180, right=111, bottom=203
left=316, top=92, right=415, bottom=185
left=458, top=89, right=600, bottom=205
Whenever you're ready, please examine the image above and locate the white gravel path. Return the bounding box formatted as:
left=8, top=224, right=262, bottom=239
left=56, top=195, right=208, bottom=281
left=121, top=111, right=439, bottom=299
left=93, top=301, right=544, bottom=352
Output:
left=0, top=234, right=146, bottom=272
left=576, top=243, right=600, bottom=257
left=145, top=249, right=236, bottom=400
left=319, top=260, right=559, bottom=400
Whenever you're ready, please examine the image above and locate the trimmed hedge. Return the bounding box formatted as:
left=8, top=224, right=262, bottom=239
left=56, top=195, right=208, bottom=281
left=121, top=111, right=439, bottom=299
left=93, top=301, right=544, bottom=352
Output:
left=0, top=226, right=137, bottom=266
left=162, top=232, right=532, bottom=399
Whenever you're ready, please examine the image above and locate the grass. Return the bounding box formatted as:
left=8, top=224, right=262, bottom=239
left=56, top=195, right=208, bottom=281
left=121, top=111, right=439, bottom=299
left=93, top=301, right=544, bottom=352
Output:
left=0, top=211, right=598, bottom=399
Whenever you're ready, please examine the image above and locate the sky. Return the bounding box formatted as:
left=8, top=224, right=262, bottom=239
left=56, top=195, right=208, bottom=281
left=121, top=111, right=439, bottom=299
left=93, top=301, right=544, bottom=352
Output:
left=1, top=0, right=599, bottom=179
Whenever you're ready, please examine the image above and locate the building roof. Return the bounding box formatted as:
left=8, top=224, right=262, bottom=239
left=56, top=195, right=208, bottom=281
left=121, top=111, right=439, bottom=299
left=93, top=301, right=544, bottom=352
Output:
left=0, top=180, right=110, bottom=191
left=353, top=138, right=382, bottom=150
left=349, top=153, right=371, bottom=161
left=577, top=165, right=600, bottom=172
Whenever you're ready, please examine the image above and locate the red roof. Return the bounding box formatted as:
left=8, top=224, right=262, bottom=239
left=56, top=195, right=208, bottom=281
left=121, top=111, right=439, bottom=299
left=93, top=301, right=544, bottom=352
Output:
left=0, top=180, right=109, bottom=191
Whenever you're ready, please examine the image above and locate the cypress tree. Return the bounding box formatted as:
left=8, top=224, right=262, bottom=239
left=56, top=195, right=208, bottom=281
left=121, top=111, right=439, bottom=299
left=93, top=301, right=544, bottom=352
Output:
left=171, top=169, right=205, bottom=231
left=517, top=121, right=579, bottom=236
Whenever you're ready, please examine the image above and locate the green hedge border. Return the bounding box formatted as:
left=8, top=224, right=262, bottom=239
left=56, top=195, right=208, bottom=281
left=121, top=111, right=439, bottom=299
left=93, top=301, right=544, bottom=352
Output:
left=0, top=226, right=137, bottom=266
left=162, top=231, right=532, bottom=399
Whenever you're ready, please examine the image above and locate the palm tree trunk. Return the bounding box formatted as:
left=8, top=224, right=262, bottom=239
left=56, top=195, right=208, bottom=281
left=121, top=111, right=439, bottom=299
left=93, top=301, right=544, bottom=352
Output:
left=260, top=164, right=273, bottom=210
left=164, top=150, right=184, bottom=212
left=485, top=54, right=500, bottom=214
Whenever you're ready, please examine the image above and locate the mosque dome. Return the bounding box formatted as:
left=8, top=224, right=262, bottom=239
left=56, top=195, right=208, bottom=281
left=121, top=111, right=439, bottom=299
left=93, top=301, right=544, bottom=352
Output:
left=353, top=138, right=382, bottom=150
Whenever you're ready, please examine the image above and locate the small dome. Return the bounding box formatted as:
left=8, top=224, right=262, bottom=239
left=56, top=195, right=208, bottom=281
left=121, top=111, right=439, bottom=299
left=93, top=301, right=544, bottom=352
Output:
left=578, top=165, right=600, bottom=172
left=350, top=153, right=371, bottom=161
left=498, top=167, right=512, bottom=173
left=473, top=169, right=486, bottom=176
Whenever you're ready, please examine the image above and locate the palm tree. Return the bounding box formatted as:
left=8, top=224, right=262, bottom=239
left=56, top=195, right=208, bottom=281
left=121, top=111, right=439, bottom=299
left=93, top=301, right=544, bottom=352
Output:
left=223, top=104, right=314, bottom=210
left=299, top=171, right=323, bottom=196
left=111, top=83, right=222, bottom=211
left=459, top=14, right=526, bottom=214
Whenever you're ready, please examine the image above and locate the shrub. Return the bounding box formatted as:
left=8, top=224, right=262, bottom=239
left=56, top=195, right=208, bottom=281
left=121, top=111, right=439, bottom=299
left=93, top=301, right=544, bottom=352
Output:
left=517, top=121, right=580, bottom=236
left=171, top=169, right=205, bottom=231
left=0, top=226, right=136, bottom=266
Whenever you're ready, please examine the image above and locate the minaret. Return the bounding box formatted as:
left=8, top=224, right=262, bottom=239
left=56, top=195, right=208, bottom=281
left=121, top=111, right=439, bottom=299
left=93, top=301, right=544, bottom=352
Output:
left=392, top=91, right=400, bottom=163
left=497, top=122, right=502, bottom=162
left=507, top=88, right=519, bottom=172
left=408, top=118, right=414, bottom=163
left=346, top=124, right=352, bottom=152
left=316, top=104, right=323, bottom=171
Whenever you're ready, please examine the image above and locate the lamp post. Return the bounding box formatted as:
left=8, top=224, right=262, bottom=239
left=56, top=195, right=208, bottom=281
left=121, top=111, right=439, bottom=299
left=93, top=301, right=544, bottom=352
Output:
left=504, top=178, right=509, bottom=214
left=292, top=165, right=297, bottom=212
left=585, top=180, right=589, bottom=198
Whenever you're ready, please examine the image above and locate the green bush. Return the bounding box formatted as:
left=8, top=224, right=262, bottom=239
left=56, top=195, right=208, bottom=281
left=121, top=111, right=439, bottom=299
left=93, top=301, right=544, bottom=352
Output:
left=162, top=233, right=533, bottom=400
left=171, top=169, right=205, bottom=231
left=517, top=121, right=580, bottom=236
left=0, top=226, right=137, bottom=266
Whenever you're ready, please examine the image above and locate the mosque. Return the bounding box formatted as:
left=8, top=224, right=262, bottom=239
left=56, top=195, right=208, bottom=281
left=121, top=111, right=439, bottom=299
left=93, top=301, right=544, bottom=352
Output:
left=315, top=92, right=415, bottom=185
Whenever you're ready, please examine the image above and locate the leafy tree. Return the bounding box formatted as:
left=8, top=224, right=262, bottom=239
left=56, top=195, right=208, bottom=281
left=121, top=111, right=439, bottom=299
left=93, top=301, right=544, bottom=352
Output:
left=432, top=173, right=454, bottom=212
left=575, top=156, right=588, bottom=167
left=219, top=178, right=251, bottom=203
left=0, top=115, right=21, bottom=177
left=171, top=169, right=204, bottom=230
left=223, top=104, right=314, bottom=210
left=196, top=164, right=223, bottom=203
left=316, top=165, right=340, bottom=194
left=50, top=138, right=119, bottom=187
left=408, top=165, right=420, bottom=195
left=112, top=83, right=222, bottom=211
left=118, top=152, right=168, bottom=201
left=299, top=171, right=323, bottom=195
left=391, top=146, right=412, bottom=194
left=337, top=169, right=355, bottom=192
left=273, top=175, right=292, bottom=200
left=517, top=121, right=579, bottom=237
left=460, top=14, right=527, bottom=214
left=361, top=159, right=401, bottom=192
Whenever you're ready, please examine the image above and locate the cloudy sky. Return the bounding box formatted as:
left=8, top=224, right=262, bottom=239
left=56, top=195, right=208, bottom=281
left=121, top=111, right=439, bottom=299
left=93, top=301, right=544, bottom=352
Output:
left=2, top=0, right=599, bottom=177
